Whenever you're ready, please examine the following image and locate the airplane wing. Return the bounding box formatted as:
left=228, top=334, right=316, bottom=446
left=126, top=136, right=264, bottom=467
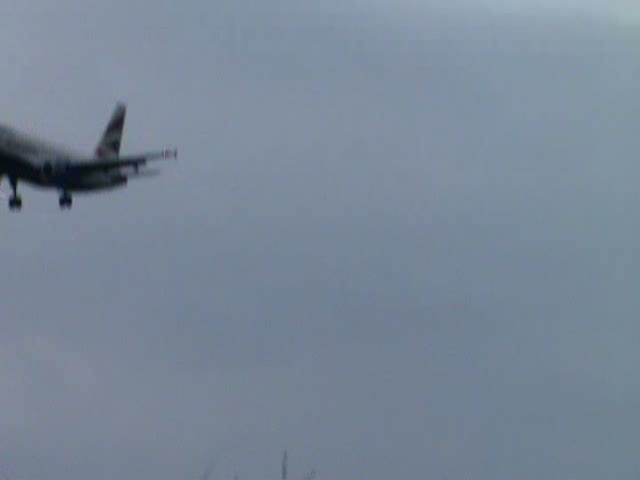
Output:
left=64, top=148, right=177, bottom=174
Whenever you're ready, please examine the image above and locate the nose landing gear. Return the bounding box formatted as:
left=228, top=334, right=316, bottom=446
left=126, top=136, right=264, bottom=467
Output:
left=8, top=195, right=22, bottom=210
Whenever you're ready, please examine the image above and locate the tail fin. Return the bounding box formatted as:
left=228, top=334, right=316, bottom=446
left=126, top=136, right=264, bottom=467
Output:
left=95, top=103, right=126, bottom=158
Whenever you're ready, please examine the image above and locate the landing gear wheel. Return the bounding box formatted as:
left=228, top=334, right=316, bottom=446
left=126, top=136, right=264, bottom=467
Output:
left=59, top=194, right=72, bottom=209
left=9, top=195, right=22, bottom=211
left=8, top=176, right=21, bottom=211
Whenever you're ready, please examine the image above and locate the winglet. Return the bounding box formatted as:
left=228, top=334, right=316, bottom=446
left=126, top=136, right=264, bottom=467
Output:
left=163, top=147, right=178, bottom=159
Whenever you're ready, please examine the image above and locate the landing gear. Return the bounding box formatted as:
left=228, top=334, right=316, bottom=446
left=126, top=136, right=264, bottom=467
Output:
left=59, top=191, right=72, bottom=209
left=8, top=195, right=22, bottom=210
left=8, top=176, right=22, bottom=211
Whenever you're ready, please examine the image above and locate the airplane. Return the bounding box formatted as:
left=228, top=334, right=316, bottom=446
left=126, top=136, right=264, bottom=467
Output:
left=0, top=103, right=177, bottom=210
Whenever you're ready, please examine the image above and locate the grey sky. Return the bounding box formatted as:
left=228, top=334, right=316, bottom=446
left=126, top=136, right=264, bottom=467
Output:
left=0, top=1, right=639, bottom=479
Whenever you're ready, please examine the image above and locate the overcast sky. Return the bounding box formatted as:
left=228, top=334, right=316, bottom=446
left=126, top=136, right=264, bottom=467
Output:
left=0, top=1, right=639, bottom=479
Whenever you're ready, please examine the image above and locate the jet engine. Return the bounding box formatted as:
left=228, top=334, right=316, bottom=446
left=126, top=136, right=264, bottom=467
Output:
left=41, top=161, right=68, bottom=182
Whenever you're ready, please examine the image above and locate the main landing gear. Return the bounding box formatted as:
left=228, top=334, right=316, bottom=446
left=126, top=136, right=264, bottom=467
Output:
left=8, top=176, right=22, bottom=211
left=59, top=191, right=72, bottom=209
left=2, top=178, right=73, bottom=211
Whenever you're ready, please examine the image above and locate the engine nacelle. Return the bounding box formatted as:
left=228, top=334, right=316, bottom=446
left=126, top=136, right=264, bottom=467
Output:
left=41, top=161, right=68, bottom=182
left=42, top=162, right=53, bottom=178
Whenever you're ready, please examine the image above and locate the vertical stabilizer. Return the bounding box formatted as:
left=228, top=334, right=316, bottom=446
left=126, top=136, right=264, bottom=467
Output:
left=95, top=103, right=126, bottom=158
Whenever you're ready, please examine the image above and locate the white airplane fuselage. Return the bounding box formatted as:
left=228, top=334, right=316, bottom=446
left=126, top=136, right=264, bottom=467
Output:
left=0, top=124, right=127, bottom=192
